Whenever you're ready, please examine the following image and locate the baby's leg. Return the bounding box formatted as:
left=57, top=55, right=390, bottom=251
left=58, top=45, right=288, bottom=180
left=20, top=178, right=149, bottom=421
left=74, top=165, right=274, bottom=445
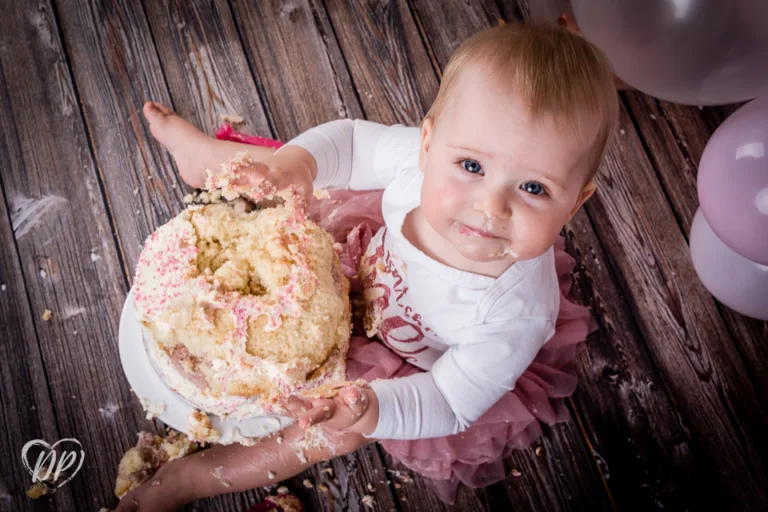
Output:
left=172, top=424, right=370, bottom=505
left=143, top=102, right=277, bottom=188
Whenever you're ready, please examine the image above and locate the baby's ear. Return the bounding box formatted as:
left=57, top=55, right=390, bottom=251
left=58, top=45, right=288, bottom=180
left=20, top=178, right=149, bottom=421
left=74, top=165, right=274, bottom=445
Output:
left=569, top=178, right=596, bottom=219
left=419, top=118, right=434, bottom=172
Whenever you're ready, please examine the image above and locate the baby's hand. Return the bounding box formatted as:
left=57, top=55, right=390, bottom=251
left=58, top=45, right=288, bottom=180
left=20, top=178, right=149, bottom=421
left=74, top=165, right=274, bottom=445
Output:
left=286, top=385, right=379, bottom=437
left=228, top=147, right=314, bottom=209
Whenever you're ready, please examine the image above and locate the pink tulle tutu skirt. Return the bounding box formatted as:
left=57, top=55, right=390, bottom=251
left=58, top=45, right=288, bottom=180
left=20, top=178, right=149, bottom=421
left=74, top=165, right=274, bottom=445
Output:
left=219, top=128, right=595, bottom=504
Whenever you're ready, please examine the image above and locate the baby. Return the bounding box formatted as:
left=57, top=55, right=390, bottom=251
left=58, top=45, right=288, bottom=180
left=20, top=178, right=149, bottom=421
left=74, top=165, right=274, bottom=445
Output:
left=116, top=21, right=617, bottom=511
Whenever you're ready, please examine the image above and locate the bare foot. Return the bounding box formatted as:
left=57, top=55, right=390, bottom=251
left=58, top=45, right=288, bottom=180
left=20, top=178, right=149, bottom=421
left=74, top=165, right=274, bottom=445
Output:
left=142, top=102, right=274, bottom=188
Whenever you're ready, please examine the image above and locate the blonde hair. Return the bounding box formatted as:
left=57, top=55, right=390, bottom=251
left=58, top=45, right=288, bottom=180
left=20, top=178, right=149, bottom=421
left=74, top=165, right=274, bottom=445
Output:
left=424, top=21, right=619, bottom=181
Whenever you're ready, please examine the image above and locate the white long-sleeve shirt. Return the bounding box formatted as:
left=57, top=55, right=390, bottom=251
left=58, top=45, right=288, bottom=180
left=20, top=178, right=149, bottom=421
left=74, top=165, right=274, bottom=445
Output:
left=281, top=119, right=560, bottom=440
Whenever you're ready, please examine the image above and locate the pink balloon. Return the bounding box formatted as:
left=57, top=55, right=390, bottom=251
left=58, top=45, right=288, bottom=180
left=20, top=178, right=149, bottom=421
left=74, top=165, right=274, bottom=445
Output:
left=690, top=208, right=768, bottom=321
left=697, top=97, right=768, bottom=265
left=571, top=0, right=768, bottom=105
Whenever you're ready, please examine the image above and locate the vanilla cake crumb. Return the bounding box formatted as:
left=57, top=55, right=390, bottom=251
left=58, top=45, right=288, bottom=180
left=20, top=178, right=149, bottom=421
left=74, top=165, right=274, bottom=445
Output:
left=220, top=114, right=244, bottom=125
left=313, top=188, right=331, bottom=200
left=212, top=466, right=231, bottom=488
left=139, top=397, right=167, bottom=420
left=187, top=410, right=221, bottom=443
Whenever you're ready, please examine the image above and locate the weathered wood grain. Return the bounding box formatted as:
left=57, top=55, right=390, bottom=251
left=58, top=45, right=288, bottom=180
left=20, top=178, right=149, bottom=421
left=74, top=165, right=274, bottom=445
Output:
left=322, top=0, right=436, bottom=125
left=0, top=0, right=151, bottom=509
left=230, top=0, right=364, bottom=138
left=53, top=0, right=188, bottom=279
left=409, top=0, right=505, bottom=75
left=564, top=209, right=709, bottom=510
left=320, top=444, right=399, bottom=512
left=142, top=0, right=273, bottom=137
left=502, top=421, right=614, bottom=512
left=585, top=104, right=768, bottom=509
left=380, top=450, right=499, bottom=512
left=0, top=69, right=77, bottom=512
left=621, top=96, right=768, bottom=400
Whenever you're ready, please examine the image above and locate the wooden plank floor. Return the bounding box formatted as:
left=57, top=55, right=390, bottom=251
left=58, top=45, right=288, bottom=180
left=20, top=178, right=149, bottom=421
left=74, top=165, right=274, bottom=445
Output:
left=1, top=1, right=766, bottom=510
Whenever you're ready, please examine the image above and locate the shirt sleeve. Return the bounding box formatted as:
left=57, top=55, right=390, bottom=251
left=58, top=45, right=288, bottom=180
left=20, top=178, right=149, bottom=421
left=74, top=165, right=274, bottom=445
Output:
left=368, top=318, right=555, bottom=440
left=278, top=119, right=420, bottom=190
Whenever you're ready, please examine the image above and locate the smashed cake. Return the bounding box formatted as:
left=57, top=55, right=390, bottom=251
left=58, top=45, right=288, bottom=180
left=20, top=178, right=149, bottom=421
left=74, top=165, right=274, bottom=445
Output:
left=114, top=430, right=198, bottom=498
left=132, top=153, right=351, bottom=424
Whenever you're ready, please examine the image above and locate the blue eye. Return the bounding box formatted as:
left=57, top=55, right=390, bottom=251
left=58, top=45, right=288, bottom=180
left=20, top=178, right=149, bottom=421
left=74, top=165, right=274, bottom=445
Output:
left=461, top=159, right=483, bottom=175
left=522, top=181, right=545, bottom=195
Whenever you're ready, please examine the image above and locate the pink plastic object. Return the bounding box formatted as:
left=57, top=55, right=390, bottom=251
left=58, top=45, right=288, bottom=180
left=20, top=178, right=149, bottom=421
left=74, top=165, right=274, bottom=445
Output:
left=215, top=123, right=284, bottom=149
left=697, top=97, right=768, bottom=265
left=572, top=0, right=768, bottom=105
left=689, top=208, right=768, bottom=321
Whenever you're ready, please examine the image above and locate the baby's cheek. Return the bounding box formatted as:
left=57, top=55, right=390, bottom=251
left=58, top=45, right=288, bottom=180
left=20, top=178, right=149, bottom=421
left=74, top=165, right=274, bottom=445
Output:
left=517, top=210, right=562, bottom=257
left=422, top=175, right=456, bottom=218
left=438, top=178, right=466, bottom=211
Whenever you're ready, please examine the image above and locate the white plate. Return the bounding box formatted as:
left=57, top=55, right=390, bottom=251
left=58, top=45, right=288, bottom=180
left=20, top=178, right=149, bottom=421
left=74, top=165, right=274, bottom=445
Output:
left=118, top=288, right=293, bottom=443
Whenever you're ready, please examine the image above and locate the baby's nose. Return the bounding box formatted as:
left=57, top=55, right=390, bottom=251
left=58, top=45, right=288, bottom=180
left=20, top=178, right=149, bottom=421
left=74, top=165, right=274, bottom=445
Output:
left=474, top=190, right=512, bottom=220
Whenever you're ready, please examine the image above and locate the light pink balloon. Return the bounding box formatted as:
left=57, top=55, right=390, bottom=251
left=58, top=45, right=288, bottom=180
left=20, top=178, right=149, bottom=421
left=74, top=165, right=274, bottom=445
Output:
left=571, top=0, right=768, bottom=105
left=697, top=97, right=768, bottom=265
left=690, top=208, right=768, bottom=320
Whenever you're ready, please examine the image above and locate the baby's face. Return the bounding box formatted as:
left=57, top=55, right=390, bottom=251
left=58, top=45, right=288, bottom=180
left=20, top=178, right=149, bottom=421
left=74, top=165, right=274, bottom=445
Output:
left=418, top=67, right=597, bottom=267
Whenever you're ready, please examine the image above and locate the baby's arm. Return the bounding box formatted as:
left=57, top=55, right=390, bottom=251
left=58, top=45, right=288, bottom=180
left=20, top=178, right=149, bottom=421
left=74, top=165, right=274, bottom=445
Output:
left=368, top=319, right=555, bottom=440
left=280, top=119, right=419, bottom=191
left=115, top=423, right=370, bottom=511
left=296, top=331, right=545, bottom=442
left=173, top=427, right=318, bottom=500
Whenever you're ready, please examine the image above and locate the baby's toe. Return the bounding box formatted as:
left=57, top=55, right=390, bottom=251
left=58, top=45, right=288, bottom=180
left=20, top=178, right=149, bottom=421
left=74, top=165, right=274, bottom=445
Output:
left=142, top=101, right=172, bottom=122
left=155, top=102, right=173, bottom=115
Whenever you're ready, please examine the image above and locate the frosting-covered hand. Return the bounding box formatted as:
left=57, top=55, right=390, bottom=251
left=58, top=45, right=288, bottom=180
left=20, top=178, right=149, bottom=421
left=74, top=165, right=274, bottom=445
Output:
left=286, top=385, right=379, bottom=437
left=205, top=149, right=314, bottom=210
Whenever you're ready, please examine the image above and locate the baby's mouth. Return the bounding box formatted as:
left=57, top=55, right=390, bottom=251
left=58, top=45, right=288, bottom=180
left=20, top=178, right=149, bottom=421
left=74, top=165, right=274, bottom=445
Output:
left=457, top=222, right=501, bottom=239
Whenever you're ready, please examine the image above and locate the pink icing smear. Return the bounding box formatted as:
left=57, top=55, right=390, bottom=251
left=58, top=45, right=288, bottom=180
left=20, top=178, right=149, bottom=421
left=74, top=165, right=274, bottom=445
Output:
left=136, top=207, right=319, bottom=335
left=134, top=222, right=199, bottom=318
